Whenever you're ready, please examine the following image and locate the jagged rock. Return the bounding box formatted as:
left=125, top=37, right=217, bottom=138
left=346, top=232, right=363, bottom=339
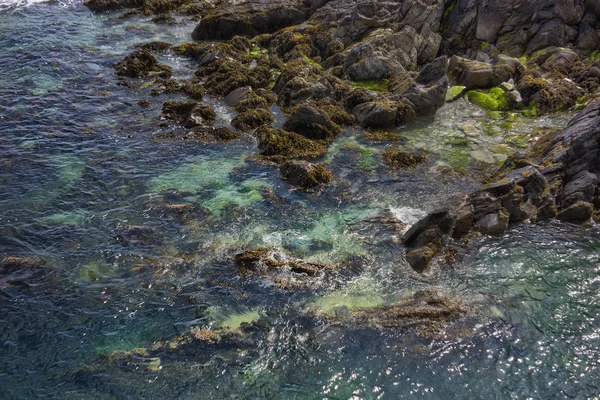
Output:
left=342, top=26, right=441, bottom=81
left=279, top=160, right=332, bottom=189
left=556, top=201, right=594, bottom=223
left=441, top=0, right=599, bottom=58
left=392, top=56, right=448, bottom=119
left=448, top=55, right=523, bottom=90
left=352, top=101, right=399, bottom=129
left=282, top=105, right=342, bottom=140
left=473, top=209, right=509, bottom=235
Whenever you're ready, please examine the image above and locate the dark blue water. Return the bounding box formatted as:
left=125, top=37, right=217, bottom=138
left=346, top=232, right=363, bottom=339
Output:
left=1, top=1, right=599, bottom=399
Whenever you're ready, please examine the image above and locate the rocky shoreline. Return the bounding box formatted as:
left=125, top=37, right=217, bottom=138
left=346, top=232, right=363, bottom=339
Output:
left=82, top=0, right=600, bottom=266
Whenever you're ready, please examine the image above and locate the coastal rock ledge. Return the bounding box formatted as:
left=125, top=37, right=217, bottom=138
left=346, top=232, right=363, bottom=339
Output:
left=404, top=101, right=600, bottom=273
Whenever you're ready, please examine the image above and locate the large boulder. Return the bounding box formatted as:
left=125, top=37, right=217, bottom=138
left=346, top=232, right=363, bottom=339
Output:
left=192, top=0, right=309, bottom=41
left=282, top=105, right=343, bottom=140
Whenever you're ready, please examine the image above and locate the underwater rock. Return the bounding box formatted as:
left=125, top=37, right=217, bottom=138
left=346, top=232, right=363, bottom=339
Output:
left=115, top=225, right=160, bottom=247
left=147, top=203, right=209, bottom=224
left=114, top=49, right=171, bottom=79
left=279, top=160, right=332, bottom=190
left=0, top=256, right=52, bottom=288
left=331, top=290, right=465, bottom=329
left=234, top=248, right=332, bottom=288
left=282, top=105, right=342, bottom=141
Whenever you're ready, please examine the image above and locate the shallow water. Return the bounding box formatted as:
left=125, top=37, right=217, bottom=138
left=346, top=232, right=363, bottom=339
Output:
left=1, top=1, right=599, bottom=399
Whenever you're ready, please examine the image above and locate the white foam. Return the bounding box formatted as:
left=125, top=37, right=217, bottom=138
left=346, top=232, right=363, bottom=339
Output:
left=389, top=206, right=428, bottom=232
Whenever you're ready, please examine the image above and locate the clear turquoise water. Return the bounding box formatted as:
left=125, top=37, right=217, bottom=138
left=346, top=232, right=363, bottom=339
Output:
left=0, top=2, right=599, bottom=399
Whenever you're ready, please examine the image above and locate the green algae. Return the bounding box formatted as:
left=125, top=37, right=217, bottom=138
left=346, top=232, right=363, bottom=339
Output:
left=209, top=307, right=261, bottom=330
left=308, top=275, right=385, bottom=315
left=201, top=179, right=271, bottom=216
left=504, top=135, right=527, bottom=148
left=148, top=155, right=246, bottom=194
left=353, top=80, right=388, bottom=92
left=301, top=212, right=368, bottom=263
left=42, top=210, right=90, bottom=227
left=52, top=154, right=86, bottom=185
left=466, top=89, right=509, bottom=112
left=446, top=85, right=466, bottom=102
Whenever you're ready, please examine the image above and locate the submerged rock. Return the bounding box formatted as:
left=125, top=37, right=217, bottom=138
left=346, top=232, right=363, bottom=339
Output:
left=234, top=247, right=333, bottom=288
left=330, top=290, right=466, bottom=330
left=115, top=225, right=160, bottom=247
left=155, top=126, right=243, bottom=144
left=0, top=256, right=52, bottom=288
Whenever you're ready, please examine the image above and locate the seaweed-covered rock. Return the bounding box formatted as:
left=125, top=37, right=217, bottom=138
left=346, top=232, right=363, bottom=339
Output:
left=114, top=50, right=171, bottom=78
left=156, top=126, right=243, bottom=144
left=279, top=160, right=331, bottom=189
left=225, top=86, right=271, bottom=112
left=231, top=109, right=274, bottom=131
left=254, top=126, right=328, bottom=163
left=382, top=148, right=428, bottom=170
left=282, top=105, right=342, bottom=141
left=161, top=100, right=216, bottom=127
left=235, top=247, right=330, bottom=276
